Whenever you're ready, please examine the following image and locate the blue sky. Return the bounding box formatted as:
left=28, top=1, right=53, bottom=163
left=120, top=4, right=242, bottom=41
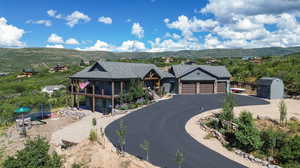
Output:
left=1, top=0, right=300, bottom=52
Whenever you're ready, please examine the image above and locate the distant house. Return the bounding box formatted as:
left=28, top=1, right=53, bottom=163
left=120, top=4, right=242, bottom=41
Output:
left=50, top=64, right=68, bottom=72
left=69, top=61, right=231, bottom=112
left=41, top=85, right=66, bottom=95
left=242, top=56, right=262, bottom=64
left=256, top=77, right=284, bottom=99
left=206, top=58, right=220, bottom=64
left=0, top=72, right=9, bottom=77
left=17, top=68, right=35, bottom=78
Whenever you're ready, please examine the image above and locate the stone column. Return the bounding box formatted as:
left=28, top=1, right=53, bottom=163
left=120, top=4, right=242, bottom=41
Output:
left=196, top=82, right=200, bottom=94
left=214, top=80, right=218, bottom=94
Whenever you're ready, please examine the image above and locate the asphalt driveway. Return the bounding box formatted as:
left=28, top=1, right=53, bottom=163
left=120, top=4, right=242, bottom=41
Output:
left=105, top=94, right=269, bottom=168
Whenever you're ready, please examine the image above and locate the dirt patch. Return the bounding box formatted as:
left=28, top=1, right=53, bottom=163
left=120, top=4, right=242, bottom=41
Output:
left=62, top=140, right=158, bottom=168
left=0, top=116, right=77, bottom=159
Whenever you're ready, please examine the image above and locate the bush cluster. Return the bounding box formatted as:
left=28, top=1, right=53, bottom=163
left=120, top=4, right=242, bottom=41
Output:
left=212, top=94, right=300, bottom=167
left=2, top=137, right=62, bottom=168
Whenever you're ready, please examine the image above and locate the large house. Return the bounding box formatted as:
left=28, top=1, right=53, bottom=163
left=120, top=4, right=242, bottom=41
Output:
left=69, top=61, right=231, bottom=112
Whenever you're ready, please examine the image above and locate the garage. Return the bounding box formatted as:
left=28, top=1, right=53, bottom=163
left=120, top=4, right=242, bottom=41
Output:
left=171, top=64, right=231, bottom=95
left=217, top=82, right=227, bottom=93
left=181, top=82, right=196, bottom=94
left=200, top=82, right=214, bottom=94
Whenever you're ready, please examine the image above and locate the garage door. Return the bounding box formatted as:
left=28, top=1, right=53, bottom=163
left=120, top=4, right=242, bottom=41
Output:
left=217, top=82, right=226, bottom=93
left=200, top=82, right=214, bottom=94
left=181, top=82, right=196, bottom=94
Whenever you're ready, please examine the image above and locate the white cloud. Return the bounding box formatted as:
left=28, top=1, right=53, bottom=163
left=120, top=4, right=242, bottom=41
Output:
left=204, top=34, right=224, bottom=49
left=164, top=32, right=181, bottom=40
left=47, top=9, right=56, bottom=17
left=65, top=38, right=79, bottom=45
left=47, top=33, right=64, bottom=43
left=26, top=20, right=52, bottom=27
left=131, top=23, right=144, bottom=38
left=76, top=40, right=146, bottom=52
left=46, top=44, right=64, bottom=48
left=98, top=16, right=112, bottom=24
left=76, top=40, right=113, bottom=51
left=166, top=15, right=218, bottom=41
left=47, top=10, right=90, bottom=27
left=201, top=0, right=300, bottom=22
left=47, top=9, right=62, bottom=19
left=148, top=37, right=202, bottom=52
left=164, top=18, right=170, bottom=23
left=117, top=40, right=146, bottom=52
left=0, top=17, right=25, bottom=47
left=66, top=11, right=91, bottom=27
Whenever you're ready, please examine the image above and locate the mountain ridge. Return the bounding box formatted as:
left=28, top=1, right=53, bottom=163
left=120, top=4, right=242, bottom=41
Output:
left=1, top=46, right=300, bottom=72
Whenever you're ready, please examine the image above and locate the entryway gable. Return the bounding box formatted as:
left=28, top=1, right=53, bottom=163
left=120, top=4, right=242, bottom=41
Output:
left=180, top=68, right=216, bottom=81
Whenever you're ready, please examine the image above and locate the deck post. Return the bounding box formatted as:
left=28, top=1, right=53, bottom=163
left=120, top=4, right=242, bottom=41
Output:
left=92, top=82, right=95, bottom=112
left=111, top=80, right=115, bottom=114
left=71, top=80, right=75, bottom=107
left=120, top=81, right=124, bottom=93
left=76, top=81, right=80, bottom=109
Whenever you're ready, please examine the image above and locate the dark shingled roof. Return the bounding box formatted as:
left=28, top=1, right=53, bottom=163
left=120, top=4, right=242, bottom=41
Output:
left=70, top=61, right=174, bottom=79
left=171, top=64, right=231, bottom=79
left=257, top=77, right=282, bottom=86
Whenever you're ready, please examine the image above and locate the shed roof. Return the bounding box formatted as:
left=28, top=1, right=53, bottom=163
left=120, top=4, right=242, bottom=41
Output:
left=257, top=77, right=282, bottom=86
left=171, top=64, right=231, bottom=79
left=70, top=61, right=174, bottom=79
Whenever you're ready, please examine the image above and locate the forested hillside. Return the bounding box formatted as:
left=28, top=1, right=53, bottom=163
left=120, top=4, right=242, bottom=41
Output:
left=1, top=47, right=300, bottom=72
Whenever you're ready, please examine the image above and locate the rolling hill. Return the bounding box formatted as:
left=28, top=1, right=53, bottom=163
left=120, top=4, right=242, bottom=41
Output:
left=1, top=46, right=300, bottom=72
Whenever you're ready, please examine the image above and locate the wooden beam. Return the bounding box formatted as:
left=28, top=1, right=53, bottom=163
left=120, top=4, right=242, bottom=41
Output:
left=76, top=83, right=80, bottom=109
left=111, top=81, right=115, bottom=114
left=144, top=77, right=160, bottom=80
left=71, top=82, right=75, bottom=107
left=92, top=83, right=95, bottom=112
left=196, top=82, right=200, bottom=94
left=120, top=81, right=124, bottom=93
left=72, top=92, right=119, bottom=99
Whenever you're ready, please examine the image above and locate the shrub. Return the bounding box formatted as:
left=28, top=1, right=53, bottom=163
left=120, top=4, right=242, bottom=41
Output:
left=260, top=128, right=278, bottom=156
left=279, top=100, right=287, bottom=126
left=232, top=111, right=263, bottom=152
left=92, top=118, right=97, bottom=127
left=2, top=137, right=62, bottom=168
left=205, top=119, right=220, bottom=130
left=277, top=135, right=300, bottom=164
left=89, top=129, right=98, bottom=142
left=219, top=93, right=235, bottom=122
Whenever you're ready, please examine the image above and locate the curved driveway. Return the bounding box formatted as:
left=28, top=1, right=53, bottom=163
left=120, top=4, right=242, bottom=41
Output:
left=105, top=94, right=269, bottom=168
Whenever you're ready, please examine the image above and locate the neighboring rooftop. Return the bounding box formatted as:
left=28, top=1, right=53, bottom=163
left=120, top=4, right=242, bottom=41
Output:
left=41, top=85, right=66, bottom=94
left=70, top=61, right=174, bottom=79
left=257, top=77, right=282, bottom=86
left=171, top=64, right=231, bottom=79
left=0, top=72, right=9, bottom=76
